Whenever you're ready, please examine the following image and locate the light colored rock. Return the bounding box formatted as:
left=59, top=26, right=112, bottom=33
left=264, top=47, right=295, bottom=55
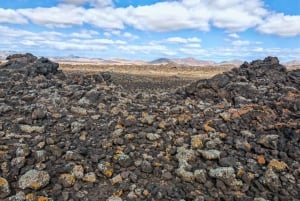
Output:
left=258, top=135, right=279, bottom=149
left=209, top=167, right=235, bottom=182
left=98, top=161, right=113, bottom=178
left=20, top=125, right=45, bottom=134
left=7, top=191, right=26, bottom=201
left=110, top=174, right=122, bottom=185
left=194, top=169, right=207, bottom=183
left=59, top=173, right=76, bottom=188
left=127, top=191, right=138, bottom=199
left=117, top=153, right=132, bottom=167
left=141, top=114, right=156, bottom=125
left=191, top=135, right=203, bottom=149
left=71, top=121, right=85, bottom=133
left=176, top=147, right=195, bottom=163
left=18, top=170, right=50, bottom=190
left=199, top=150, right=221, bottom=160
left=209, top=167, right=242, bottom=189
left=112, top=129, right=123, bottom=138
left=176, top=167, right=194, bottom=182
left=10, top=157, right=26, bottom=169
left=82, top=172, right=96, bottom=183
left=146, top=133, right=160, bottom=141
left=34, top=150, right=47, bottom=162
left=72, top=165, right=84, bottom=179
left=107, top=196, right=122, bottom=201
left=254, top=198, right=270, bottom=201
left=70, top=106, right=87, bottom=115
left=16, top=144, right=30, bottom=157
left=264, top=168, right=281, bottom=191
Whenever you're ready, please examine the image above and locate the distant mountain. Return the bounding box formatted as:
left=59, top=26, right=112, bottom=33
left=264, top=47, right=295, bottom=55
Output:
left=1, top=51, right=299, bottom=67
left=172, top=57, right=216, bottom=66
left=218, top=59, right=243, bottom=67
left=150, top=57, right=216, bottom=66
left=52, top=56, right=148, bottom=65
left=283, top=60, right=300, bottom=66
left=149, top=58, right=175, bottom=65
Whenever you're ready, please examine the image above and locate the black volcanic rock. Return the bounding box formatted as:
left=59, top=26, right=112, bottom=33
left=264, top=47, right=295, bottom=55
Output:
left=0, top=55, right=299, bottom=201
left=180, top=56, right=299, bottom=106
left=1, top=53, right=59, bottom=76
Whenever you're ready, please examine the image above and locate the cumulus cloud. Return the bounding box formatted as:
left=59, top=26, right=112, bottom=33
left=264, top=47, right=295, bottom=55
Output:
left=17, top=5, right=123, bottom=29
left=83, top=8, right=124, bottom=29
left=18, top=5, right=85, bottom=28
left=209, top=0, right=267, bottom=31
left=0, top=8, right=27, bottom=24
left=256, top=13, right=300, bottom=37
left=0, top=0, right=299, bottom=37
left=119, top=1, right=210, bottom=32
left=2, top=0, right=299, bottom=36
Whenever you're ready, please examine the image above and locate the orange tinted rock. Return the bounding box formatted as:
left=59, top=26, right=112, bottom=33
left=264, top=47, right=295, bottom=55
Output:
left=268, top=159, right=288, bottom=171
left=257, top=155, right=266, bottom=165
left=204, top=120, right=215, bottom=132
left=37, top=196, right=49, bottom=201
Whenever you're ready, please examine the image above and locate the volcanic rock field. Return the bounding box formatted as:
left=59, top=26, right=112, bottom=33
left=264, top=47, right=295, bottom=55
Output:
left=0, top=54, right=299, bottom=201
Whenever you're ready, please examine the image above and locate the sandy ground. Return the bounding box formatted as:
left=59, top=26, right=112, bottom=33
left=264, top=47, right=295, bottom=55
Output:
left=59, top=63, right=233, bottom=80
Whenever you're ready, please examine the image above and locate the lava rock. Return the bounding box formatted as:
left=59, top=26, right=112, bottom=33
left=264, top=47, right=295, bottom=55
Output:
left=18, top=169, right=50, bottom=190
left=0, top=177, right=10, bottom=198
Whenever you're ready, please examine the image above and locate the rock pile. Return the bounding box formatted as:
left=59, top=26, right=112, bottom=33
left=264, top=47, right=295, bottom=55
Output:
left=1, top=53, right=59, bottom=77
left=0, top=54, right=299, bottom=201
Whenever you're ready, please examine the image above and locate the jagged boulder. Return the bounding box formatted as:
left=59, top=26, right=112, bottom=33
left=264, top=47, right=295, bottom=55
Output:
left=0, top=53, right=59, bottom=76
left=180, top=56, right=299, bottom=106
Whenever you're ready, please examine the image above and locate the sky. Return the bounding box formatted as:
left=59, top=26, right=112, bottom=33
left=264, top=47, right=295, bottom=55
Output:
left=0, top=0, right=300, bottom=62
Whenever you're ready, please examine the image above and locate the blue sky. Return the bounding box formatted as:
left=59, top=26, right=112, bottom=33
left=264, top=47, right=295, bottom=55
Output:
left=0, top=0, right=300, bottom=61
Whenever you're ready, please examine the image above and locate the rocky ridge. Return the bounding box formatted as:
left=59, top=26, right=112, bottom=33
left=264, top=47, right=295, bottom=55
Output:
left=0, top=54, right=299, bottom=201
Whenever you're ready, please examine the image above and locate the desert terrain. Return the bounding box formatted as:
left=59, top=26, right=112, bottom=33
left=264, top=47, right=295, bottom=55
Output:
left=60, top=63, right=233, bottom=92
left=0, top=54, right=299, bottom=201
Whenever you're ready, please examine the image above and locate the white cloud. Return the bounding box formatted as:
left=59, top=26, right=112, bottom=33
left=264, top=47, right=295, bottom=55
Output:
left=119, top=2, right=210, bottom=32
left=123, top=32, right=139, bottom=40
left=4, top=0, right=300, bottom=37
left=185, top=43, right=201, bottom=48
left=232, top=40, right=251, bottom=46
left=257, top=13, right=300, bottom=37
left=83, top=8, right=124, bottom=29
left=210, top=0, right=267, bottom=31
left=18, top=5, right=85, bottom=28
left=166, top=37, right=201, bottom=44
left=17, top=5, right=124, bottom=29
left=0, top=8, right=27, bottom=24
left=118, top=44, right=171, bottom=55
left=228, top=33, right=240, bottom=39
left=70, top=30, right=99, bottom=38
left=0, top=25, right=125, bottom=52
